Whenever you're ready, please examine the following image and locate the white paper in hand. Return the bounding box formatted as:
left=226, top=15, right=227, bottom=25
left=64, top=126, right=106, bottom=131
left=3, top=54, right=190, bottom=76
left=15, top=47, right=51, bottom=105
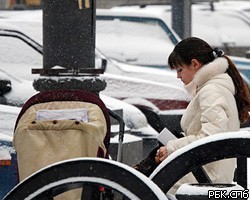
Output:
left=157, top=127, right=177, bottom=145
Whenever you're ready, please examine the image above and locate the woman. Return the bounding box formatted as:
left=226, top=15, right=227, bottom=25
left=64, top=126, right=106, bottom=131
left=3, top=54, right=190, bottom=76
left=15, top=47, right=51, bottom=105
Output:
left=155, top=37, right=250, bottom=194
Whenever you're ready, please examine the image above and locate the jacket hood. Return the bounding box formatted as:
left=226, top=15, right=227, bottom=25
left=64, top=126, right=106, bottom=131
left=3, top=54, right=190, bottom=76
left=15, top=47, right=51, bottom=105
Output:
left=184, top=57, right=235, bottom=98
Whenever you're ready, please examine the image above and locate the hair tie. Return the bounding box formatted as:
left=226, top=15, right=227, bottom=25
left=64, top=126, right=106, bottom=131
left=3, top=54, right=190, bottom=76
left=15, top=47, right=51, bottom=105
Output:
left=212, top=48, right=224, bottom=58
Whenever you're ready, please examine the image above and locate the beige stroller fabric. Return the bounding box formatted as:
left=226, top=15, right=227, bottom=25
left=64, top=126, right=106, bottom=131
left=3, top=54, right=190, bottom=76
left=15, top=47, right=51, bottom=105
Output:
left=13, top=101, right=107, bottom=199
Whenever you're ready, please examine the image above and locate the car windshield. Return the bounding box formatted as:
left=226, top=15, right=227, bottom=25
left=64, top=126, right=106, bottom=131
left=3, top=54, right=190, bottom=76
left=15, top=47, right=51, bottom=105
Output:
left=192, top=8, right=250, bottom=47
left=96, top=17, right=175, bottom=67
left=0, top=35, right=42, bottom=81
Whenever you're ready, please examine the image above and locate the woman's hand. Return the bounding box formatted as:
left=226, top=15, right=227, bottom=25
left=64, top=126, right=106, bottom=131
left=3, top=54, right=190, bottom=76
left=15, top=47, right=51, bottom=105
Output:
left=155, top=146, right=168, bottom=162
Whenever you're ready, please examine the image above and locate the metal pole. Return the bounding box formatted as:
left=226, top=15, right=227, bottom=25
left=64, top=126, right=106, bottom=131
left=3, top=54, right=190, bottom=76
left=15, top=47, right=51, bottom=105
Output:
left=171, top=0, right=192, bottom=39
left=33, top=0, right=106, bottom=94
left=43, top=0, right=95, bottom=71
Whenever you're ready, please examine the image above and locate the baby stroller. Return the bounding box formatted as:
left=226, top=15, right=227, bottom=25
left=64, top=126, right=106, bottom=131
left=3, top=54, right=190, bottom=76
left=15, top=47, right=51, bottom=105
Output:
left=12, top=89, right=124, bottom=199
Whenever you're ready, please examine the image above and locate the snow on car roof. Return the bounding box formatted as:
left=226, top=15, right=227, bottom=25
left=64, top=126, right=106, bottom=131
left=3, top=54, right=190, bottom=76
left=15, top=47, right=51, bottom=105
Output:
left=111, top=2, right=250, bottom=48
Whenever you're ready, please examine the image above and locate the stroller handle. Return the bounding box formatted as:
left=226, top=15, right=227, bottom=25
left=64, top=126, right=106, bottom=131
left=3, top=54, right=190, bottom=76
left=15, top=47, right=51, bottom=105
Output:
left=108, top=109, right=125, bottom=162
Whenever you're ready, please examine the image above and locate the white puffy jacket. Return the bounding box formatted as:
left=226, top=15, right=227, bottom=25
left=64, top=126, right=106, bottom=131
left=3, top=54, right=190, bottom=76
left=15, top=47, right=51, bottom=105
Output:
left=167, top=57, right=239, bottom=194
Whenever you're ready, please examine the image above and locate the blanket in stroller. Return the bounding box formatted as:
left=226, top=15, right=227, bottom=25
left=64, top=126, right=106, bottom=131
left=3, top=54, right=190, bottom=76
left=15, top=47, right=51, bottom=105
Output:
left=13, top=100, right=107, bottom=181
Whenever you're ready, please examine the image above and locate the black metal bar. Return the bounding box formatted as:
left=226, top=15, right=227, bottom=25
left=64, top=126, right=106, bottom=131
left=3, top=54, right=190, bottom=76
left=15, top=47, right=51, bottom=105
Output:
left=151, top=136, right=250, bottom=193
left=175, top=133, right=212, bottom=184
left=3, top=159, right=167, bottom=200
left=191, top=166, right=212, bottom=184
left=107, top=108, right=125, bottom=162
left=31, top=68, right=105, bottom=75
left=236, top=157, right=248, bottom=189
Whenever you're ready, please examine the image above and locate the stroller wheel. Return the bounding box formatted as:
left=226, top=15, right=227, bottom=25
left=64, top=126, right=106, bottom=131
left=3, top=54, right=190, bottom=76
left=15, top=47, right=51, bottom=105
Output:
left=3, top=158, right=168, bottom=200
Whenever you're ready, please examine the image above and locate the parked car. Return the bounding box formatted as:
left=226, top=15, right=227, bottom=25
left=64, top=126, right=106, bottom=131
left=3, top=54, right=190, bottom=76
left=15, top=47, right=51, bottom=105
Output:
left=0, top=8, right=188, bottom=120
left=98, top=4, right=250, bottom=82
left=2, top=9, right=250, bottom=132
left=0, top=25, right=189, bottom=133
left=0, top=28, right=163, bottom=136
left=96, top=9, right=180, bottom=68
left=111, top=1, right=250, bottom=58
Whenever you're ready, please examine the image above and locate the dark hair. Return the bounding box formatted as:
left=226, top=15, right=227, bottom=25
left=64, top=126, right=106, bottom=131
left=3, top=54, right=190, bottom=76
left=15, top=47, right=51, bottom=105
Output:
left=168, top=37, right=250, bottom=123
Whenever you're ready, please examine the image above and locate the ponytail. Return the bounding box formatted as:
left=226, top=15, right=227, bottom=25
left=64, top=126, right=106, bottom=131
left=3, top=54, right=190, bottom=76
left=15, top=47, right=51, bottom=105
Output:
left=224, top=56, right=250, bottom=123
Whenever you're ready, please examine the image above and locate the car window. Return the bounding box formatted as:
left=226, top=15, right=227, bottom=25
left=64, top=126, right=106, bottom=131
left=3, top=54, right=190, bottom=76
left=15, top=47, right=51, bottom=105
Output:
left=192, top=8, right=250, bottom=47
left=97, top=18, right=173, bottom=41
left=0, top=36, right=42, bottom=81
left=96, top=17, right=175, bottom=66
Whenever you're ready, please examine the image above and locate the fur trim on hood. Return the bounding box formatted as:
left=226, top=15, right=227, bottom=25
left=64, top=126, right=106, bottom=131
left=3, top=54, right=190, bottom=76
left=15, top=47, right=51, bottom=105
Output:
left=184, top=57, right=230, bottom=98
left=193, top=57, right=228, bottom=87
